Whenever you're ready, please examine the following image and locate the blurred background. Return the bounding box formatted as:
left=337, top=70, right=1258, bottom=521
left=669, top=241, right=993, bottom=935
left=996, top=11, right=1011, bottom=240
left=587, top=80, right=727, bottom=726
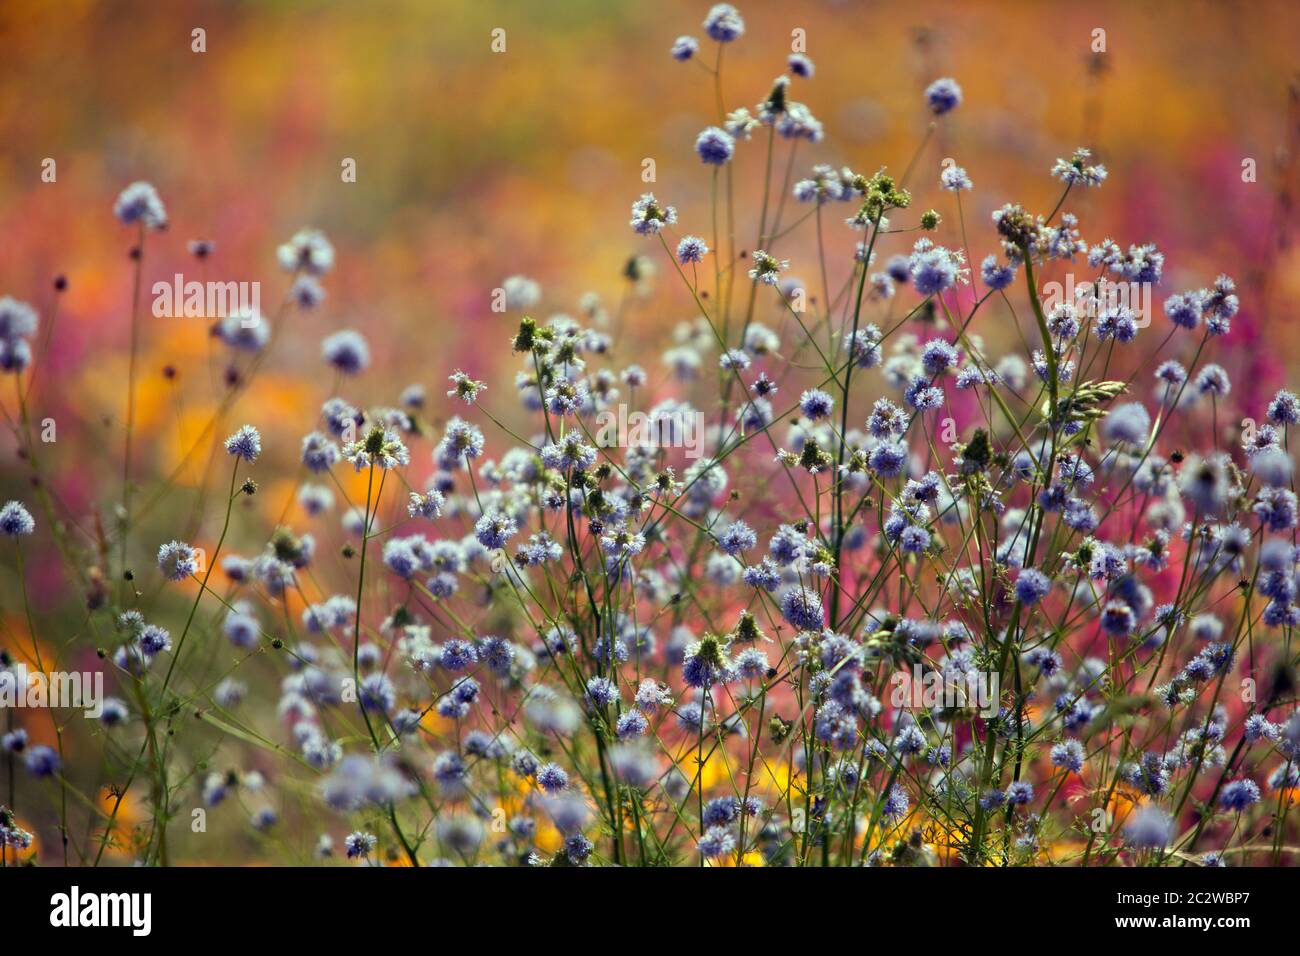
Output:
left=1, top=0, right=1298, bottom=861
left=2, top=0, right=1298, bottom=491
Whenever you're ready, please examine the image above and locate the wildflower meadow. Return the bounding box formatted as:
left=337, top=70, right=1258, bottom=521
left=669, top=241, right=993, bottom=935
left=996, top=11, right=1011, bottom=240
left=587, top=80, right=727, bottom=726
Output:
left=2, top=1, right=1299, bottom=902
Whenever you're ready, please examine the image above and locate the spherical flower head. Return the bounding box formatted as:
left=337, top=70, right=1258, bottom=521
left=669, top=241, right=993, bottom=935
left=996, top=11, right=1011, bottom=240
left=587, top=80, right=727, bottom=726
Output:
left=1202, top=274, right=1238, bottom=330
left=909, top=242, right=961, bottom=295
left=698, top=826, right=736, bottom=859
left=717, top=519, right=757, bottom=556
left=437, top=417, right=486, bottom=468
left=540, top=434, right=595, bottom=472
left=845, top=327, right=884, bottom=369
left=903, top=375, right=944, bottom=412
left=216, top=311, right=270, bottom=352
left=1052, top=148, right=1107, bottom=187
left=544, top=377, right=589, bottom=417
left=799, top=388, right=834, bottom=421
left=2, top=729, right=27, bottom=756
left=1101, top=402, right=1151, bottom=446
left=725, top=107, right=759, bottom=140
left=563, top=833, right=594, bottom=864
left=703, top=3, right=744, bottom=42
left=920, top=338, right=959, bottom=376
left=100, top=697, right=129, bottom=726
left=447, top=370, right=486, bottom=404
left=474, top=510, right=518, bottom=550
left=882, top=783, right=910, bottom=819
left=868, top=441, right=908, bottom=478
left=344, top=426, right=409, bottom=471
left=1006, top=781, right=1034, bottom=805
left=518, top=531, right=562, bottom=566
left=1015, top=568, right=1052, bottom=605
left=345, top=831, right=377, bottom=859
left=1099, top=600, right=1136, bottom=637
left=629, top=193, right=677, bottom=235
left=0, top=297, right=38, bottom=341
left=322, top=329, right=370, bottom=375
left=301, top=431, right=340, bottom=473
left=114, top=181, right=167, bottom=229
left=1050, top=739, right=1085, bottom=773
left=1219, top=778, right=1260, bottom=812
left=291, top=275, right=325, bottom=309
left=940, top=165, right=972, bottom=191
left=1124, top=805, right=1173, bottom=849
left=980, top=255, right=1016, bottom=291
left=671, top=35, right=699, bottom=60
left=382, top=538, right=421, bottom=579
left=512, top=750, right=540, bottom=779
left=277, top=228, right=335, bottom=276
left=1284, top=712, right=1300, bottom=750
left=695, top=126, right=736, bottom=165
left=1162, top=290, right=1200, bottom=330
left=139, top=624, right=172, bottom=656
left=0, top=500, right=35, bottom=537
left=677, top=235, right=709, bottom=265
left=749, top=249, right=788, bottom=285
left=585, top=675, right=620, bottom=708
left=925, top=77, right=963, bottom=115
left=536, top=763, right=569, bottom=793
left=683, top=635, right=732, bottom=689
left=899, top=524, right=930, bottom=554
left=615, top=709, right=648, bottom=739
left=719, top=348, right=750, bottom=372
left=0, top=335, right=31, bottom=373
left=296, top=486, right=335, bottom=522
left=439, top=639, right=478, bottom=672
left=1178, top=452, right=1231, bottom=515
left=359, top=673, right=395, bottom=712
left=407, top=489, right=445, bottom=520
left=776, top=102, right=823, bottom=142
left=500, top=275, right=541, bottom=311
left=24, top=744, right=61, bottom=777
left=158, top=540, right=199, bottom=581
left=1267, top=389, right=1300, bottom=426
left=780, top=586, right=824, bottom=631
left=224, top=424, right=262, bottom=463
left=787, top=53, right=814, bottom=78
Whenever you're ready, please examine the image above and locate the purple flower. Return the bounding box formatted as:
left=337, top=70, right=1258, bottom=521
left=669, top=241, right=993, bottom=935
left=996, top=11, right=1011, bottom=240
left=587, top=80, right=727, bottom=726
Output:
left=114, top=181, right=167, bottom=228
left=0, top=500, right=35, bottom=537
left=924, top=77, right=963, bottom=115
left=158, top=540, right=199, bottom=581
left=1015, top=568, right=1052, bottom=605
left=321, top=329, right=370, bottom=375
left=780, top=587, right=824, bottom=631
left=1124, top=805, right=1173, bottom=848
left=224, top=424, right=262, bottom=463
left=702, top=3, right=744, bottom=42
left=1219, top=779, right=1261, bottom=812
left=695, top=126, right=735, bottom=165
left=676, top=235, right=709, bottom=264
left=671, top=35, right=699, bottom=61
left=24, top=745, right=61, bottom=777
left=787, top=53, right=814, bottom=78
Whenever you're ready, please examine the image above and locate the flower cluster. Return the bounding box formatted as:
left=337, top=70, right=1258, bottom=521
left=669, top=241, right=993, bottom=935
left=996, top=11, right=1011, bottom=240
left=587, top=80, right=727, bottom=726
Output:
left=2, top=4, right=1296, bottom=870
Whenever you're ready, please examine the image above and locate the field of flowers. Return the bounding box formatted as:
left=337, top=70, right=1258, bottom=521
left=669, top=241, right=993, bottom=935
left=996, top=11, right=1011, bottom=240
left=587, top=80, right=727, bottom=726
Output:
left=2, top=0, right=1300, bottom=869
